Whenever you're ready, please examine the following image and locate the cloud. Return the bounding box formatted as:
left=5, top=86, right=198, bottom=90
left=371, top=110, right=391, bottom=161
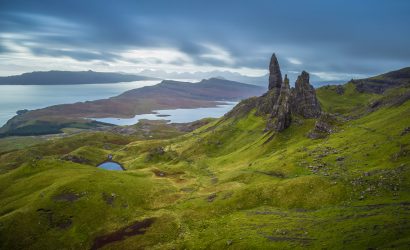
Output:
left=287, top=58, right=302, bottom=65
left=0, top=0, right=409, bottom=79
left=30, top=48, right=120, bottom=62
left=198, top=43, right=235, bottom=66
left=119, top=48, right=192, bottom=65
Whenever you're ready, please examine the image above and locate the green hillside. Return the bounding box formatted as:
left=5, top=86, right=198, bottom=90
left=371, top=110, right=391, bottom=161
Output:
left=0, top=69, right=409, bottom=249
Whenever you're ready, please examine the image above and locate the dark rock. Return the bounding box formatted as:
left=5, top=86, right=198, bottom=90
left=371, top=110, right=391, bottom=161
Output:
left=207, top=193, right=217, bottom=202
left=291, top=71, right=321, bottom=118
left=352, top=67, right=410, bottom=94
left=390, top=144, right=409, bottom=161
left=392, top=91, right=410, bottom=107
left=153, top=147, right=165, bottom=155
left=369, top=99, right=383, bottom=109
left=355, top=79, right=403, bottom=94
left=335, top=85, right=345, bottom=95
left=225, top=97, right=259, bottom=119
left=56, top=217, right=73, bottom=229
left=401, top=127, right=410, bottom=136
left=153, top=169, right=167, bottom=177
left=256, top=89, right=280, bottom=116
left=247, top=53, right=322, bottom=133
left=268, top=53, right=283, bottom=90
left=102, top=192, right=116, bottom=206
left=53, top=192, right=81, bottom=202
left=270, top=75, right=292, bottom=131
left=307, top=132, right=325, bottom=140
left=145, top=146, right=166, bottom=161
left=37, top=208, right=73, bottom=230
left=91, top=218, right=156, bottom=250
left=61, top=154, right=91, bottom=164
left=308, top=113, right=339, bottom=139
left=16, top=109, right=29, bottom=115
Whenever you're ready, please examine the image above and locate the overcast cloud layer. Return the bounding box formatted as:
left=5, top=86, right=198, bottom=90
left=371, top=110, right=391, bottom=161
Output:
left=0, top=0, right=409, bottom=80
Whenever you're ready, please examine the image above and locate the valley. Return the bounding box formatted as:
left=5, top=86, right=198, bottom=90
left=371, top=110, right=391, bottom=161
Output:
left=0, top=55, right=409, bottom=249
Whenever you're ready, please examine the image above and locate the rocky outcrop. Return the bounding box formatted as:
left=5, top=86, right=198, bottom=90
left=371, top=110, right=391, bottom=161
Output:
left=291, top=71, right=321, bottom=118
left=308, top=113, right=339, bottom=139
left=335, top=85, right=345, bottom=95
left=256, top=54, right=283, bottom=116
left=268, top=53, right=283, bottom=91
left=258, top=54, right=322, bottom=132
left=353, top=67, right=410, bottom=94
left=271, top=75, right=292, bottom=131
left=227, top=53, right=322, bottom=132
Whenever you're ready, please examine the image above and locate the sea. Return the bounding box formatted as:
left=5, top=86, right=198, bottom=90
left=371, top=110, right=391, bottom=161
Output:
left=0, top=80, right=237, bottom=126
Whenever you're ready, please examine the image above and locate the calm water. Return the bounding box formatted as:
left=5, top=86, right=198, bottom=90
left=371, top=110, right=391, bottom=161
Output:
left=92, top=102, right=238, bottom=125
left=0, top=80, right=160, bottom=126
left=98, top=161, right=124, bottom=171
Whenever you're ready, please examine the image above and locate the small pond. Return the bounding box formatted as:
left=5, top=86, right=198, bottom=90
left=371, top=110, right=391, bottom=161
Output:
left=97, top=161, right=124, bottom=171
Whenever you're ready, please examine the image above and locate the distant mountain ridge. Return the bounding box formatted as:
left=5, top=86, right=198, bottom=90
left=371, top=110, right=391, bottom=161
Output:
left=0, top=70, right=157, bottom=85
left=139, top=69, right=269, bottom=86
left=139, top=69, right=348, bottom=87
left=0, top=78, right=265, bottom=136
left=0, top=69, right=351, bottom=86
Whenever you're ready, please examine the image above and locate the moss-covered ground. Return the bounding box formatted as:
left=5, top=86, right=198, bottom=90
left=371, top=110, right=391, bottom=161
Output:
left=0, top=84, right=409, bottom=249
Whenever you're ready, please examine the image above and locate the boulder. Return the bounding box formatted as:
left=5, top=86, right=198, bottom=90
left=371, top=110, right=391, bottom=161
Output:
left=335, top=85, right=345, bottom=95
left=308, top=113, right=339, bottom=139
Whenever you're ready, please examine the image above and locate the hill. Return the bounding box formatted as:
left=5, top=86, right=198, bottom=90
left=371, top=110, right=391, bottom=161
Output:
left=352, top=67, right=410, bottom=93
left=0, top=70, right=157, bottom=85
left=0, top=55, right=409, bottom=249
left=139, top=69, right=346, bottom=87
left=0, top=78, right=266, bottom=136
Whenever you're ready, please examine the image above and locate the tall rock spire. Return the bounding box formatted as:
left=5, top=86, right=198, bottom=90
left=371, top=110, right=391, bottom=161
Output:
left=291, top=71, right=321, bottom=118
left=273, top=74, right=292, bottom=131
left=268, top=53, right=283, bottom=90
left=257, top=54, right=322, bottom=133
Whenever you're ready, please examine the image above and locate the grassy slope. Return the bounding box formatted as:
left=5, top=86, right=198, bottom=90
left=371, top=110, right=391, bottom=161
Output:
left=0, top=85, right=409, bottom=249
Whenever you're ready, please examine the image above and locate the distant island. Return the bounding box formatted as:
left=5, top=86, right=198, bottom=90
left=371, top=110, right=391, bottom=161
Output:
left=0, top=70, right=158, bottom=85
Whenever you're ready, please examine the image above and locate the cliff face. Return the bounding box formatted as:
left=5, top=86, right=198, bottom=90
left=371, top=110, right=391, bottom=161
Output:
left=260, top=53, right=322, bottom=131
left=268, top=53, right=283, bottom=90
left=271, top=75, right=292, bottom=131
left=291, top=71, right=322, bottom=118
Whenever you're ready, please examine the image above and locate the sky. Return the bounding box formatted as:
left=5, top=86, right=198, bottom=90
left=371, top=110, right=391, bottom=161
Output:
left=0, top=0, right=409, bottom=80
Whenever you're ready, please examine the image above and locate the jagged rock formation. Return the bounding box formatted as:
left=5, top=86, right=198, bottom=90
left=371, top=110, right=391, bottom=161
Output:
left=271, top=75, right=292, bottom=131
left=268, top=53, right=283, bottom=90
left=291, top=71, right=322, bottom=118
left=261, top=54, right=322, bottom=131
left=225, top=53, right=322, bottom=132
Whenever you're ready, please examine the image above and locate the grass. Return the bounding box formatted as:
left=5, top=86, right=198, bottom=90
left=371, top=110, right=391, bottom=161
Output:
left=0, top=136, right=45, bottom=153
left=0, top=85, right=409, bottom=249
left=316, top=82, right=379, bottom=115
